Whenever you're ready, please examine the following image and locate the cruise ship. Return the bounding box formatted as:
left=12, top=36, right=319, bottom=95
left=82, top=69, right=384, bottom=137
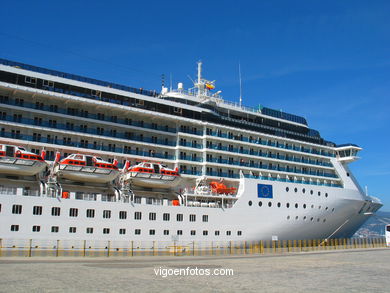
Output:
left=0, top=58, right=382, bottom=245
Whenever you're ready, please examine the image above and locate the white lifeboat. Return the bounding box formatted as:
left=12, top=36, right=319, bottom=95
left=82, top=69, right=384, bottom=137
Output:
left=123, top=162, right=182, bottom=189
left=53, top=153, right=120, bottom=183
left=0, top=144, right=47, bottom=176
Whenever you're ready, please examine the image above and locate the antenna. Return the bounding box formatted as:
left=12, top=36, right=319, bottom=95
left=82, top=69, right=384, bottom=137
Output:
left=239, top=62, right=243, bottom=107
left=169, top=73, right=172, bottom=91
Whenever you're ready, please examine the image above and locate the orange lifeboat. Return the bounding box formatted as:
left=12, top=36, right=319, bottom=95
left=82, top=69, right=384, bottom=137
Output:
left=53, top=153, right=120, bottom=183
left=0, top=144, right=47, bottom=176
left=209, top=181, right=237, bottom=195
left=123, top=161, right=182, bottom=189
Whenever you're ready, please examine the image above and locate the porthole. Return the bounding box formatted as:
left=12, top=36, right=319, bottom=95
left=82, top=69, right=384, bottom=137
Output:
left=294, top=188, right=298, bottom=192
left=258, top=201, right=263, bottom=207
left=323, top=219, right=326, bottom=223
left=286, top=187, right=289, bottom=192
left=303, top=216, right=307, bottom=220
left=318, top=191, right=321, bottom=196
left=286, top=203, right=290, bottom=208
left=277, top=202, right=281, bottom=208
left=248, top=201, right=252, bottom=206
left=311, top=204, right=314, bottom=209
left=303, top=204, right=306, bottom=209
left=310, top=190, right=313, bottom=195
left=295, top=216, right=299, bottom=220
left=268, top=202, right=272, bottom=207
left=317, top=218, right=320, bottom=222
left=325, top=207, right=328, bottom=211
left=295, top=203, right=298, bottom=208
left=302, top=188, right=305, bottom=194
left=325, top=193, right=328, bottom=198
left=287, top=216, right=290, bottom=220
left=310, top=217, right=314, bottom=221
left=332, top=208, right=335, bottom=212
left=318, top=206, right=321, bottom=209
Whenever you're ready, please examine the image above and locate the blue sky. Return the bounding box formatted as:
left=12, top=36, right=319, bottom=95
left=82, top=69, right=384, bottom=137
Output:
left=1, top=0, right=389, bottom=210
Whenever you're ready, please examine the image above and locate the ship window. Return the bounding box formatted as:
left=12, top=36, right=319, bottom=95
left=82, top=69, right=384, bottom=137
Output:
left=248, top=201, right=252, bottom=206
left=103, top=210, right=111, bottom=219
left=25, top=76, right=36, bottom=84
left=286, top=187, right=289, bottom=192
left=86, top=227, right=93, bottom=234
left=69, top=227, right=76, bottom=233
left=295, top=203, right=298, bottom=208
left=277, top=202, right=281, bottom=208
left=303, top=216, right=307, bottom=220
left=119, top=229, right=126, bottom=235
left=177, top=230, right=183, bottom=235
left=215, top=231, right=220, bottom=236
left=310, top=217, right=314, bottom=221
left=12, top=204, right=22, bottom=214
left=176, top=214, right=183, bottom=222
left=268, top=202, right=272, bottom=207
left=226, top=231, right=231, bottom=236
left=302, top=188, right=305, bottom=193
left=86, top=209, right=95, bottom=218
left=318, top=191, right=321, bottom=196
left=10, top=225, right=19, bottom=231
left=258, top=201, right=262, bottom=207
left=190, top=230, right=196, bottom=236
left=294, top=188, right=298, bottom=192
left=303, top=204, right=307, bottom=209
left=119, top=211, right=127, bottom=219
left=163, top=230, right=169, bottom=235
left=325, top=193, right=328, bottom=198
left=51, top=207, right=61, bottom=216
left=33, top=206, right=42, bottom=215
left=134, top=211, right=142, bottom=220
left=310, top=190, right=313, bottom=195
left=135, top=229, right=141, bottom=235
left=286, top=203, right=290, bottom=208
left=203, top=230, right=208, bottom=236
left=69, top=208, right=78, bottom=217
left=189, top=214, right=196, bottom=222
left=43, top=80, right=54, bottom=87
left=103, top=228, right=110, bottom=234
left=149, top=229, right=155, bottom=235
left=237, top=231, right=242, bottom=236
left=332, top=208, right=335, bottom=212
left=163, top=213, right=170, bottom=221
left=51, top=226, right=59, bottom=233
left=149, top=212, right=156, bottom=221
left=287, top=216, right=290, bottom=220
left=202, top=215, right=208, bottom=222
left=32, top=225, right=40, bottom=232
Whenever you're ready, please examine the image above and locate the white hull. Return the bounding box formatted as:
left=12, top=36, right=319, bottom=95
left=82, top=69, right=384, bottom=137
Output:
left=0, top=178, right=381, bottom=242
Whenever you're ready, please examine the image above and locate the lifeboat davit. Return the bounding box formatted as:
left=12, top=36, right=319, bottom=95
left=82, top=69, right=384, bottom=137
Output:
left=124, top=162, right=182, bottom=189
left=209, top=181, right=237, bottom=195
left=53, top=153, right=120, bottom=183
left=0, top=144, right=47, bottom=176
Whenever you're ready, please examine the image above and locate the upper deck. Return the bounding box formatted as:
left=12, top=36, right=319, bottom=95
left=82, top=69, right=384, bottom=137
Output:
left=0, top=58, right=332, bottom=146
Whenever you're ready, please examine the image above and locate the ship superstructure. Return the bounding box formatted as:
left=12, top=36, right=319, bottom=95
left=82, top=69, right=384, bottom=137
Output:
left=0, top=59, right=382, bottom=243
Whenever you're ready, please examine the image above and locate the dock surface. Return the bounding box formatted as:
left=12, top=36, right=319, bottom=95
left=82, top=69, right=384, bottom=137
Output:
left=0, top=248, right=389, bottom=292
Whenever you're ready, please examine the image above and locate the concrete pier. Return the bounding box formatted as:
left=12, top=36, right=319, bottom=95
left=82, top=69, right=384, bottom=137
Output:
left=0, top=248, right=389, bottom=292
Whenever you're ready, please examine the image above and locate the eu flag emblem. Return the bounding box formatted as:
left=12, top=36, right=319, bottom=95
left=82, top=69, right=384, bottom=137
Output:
left=258, top=184, right=273, bottom=198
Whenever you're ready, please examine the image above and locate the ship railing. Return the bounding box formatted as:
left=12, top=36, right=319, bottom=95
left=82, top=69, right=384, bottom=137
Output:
left=0, top=157, right=36, bottom=166
left=0, top=186, right=17, bottom=195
